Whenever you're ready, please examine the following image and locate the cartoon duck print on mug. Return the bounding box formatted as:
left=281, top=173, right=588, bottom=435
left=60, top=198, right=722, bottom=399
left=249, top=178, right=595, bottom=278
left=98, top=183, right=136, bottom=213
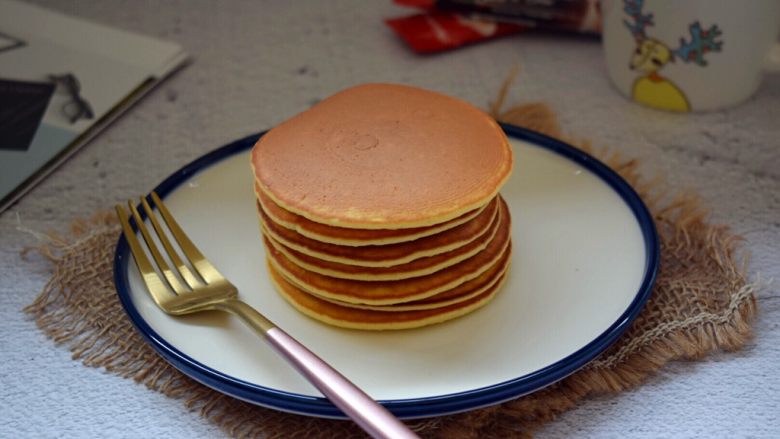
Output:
left=602, top=0, right=780, bottom=112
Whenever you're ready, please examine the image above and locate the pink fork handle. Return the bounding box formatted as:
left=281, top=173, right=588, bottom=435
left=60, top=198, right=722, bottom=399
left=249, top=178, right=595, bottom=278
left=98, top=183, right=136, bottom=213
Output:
left=265, top=327, right=419, bottom=439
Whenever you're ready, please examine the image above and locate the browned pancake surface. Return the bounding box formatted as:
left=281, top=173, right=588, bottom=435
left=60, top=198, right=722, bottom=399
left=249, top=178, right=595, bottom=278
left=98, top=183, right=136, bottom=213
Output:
left=323, top=246, right=511, bottom=312
left=259, top=197, right=498, bottom=267
left=255, top=183, right=485, bottom=246
left=262, top=198, right=500, bottom=280
left=270, top=263, right=508, bottom=330
left=265, top=198, right=511, bottom=304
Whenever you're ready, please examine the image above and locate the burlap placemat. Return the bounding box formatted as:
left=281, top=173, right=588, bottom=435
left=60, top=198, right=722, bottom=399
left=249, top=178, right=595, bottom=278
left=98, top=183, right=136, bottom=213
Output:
left=25, top=77, right=757, bottom=438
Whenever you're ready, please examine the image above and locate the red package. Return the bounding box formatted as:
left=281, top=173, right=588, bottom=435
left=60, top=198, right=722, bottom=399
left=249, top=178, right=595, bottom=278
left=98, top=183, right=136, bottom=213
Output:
left=385, top=12, right=527, bottom=53
left=386, top=0, right=601, bottom=53
left=393, top=0, right=437, bottom=9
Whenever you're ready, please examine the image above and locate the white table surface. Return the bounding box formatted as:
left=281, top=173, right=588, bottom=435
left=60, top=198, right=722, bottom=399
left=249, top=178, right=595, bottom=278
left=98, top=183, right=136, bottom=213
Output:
left=1, top=1, right=778, bottom=438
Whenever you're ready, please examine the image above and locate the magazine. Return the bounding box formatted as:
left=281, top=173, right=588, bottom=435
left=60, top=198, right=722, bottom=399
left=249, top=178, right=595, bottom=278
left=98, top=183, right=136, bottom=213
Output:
left=0, top=0, right=189, bottom=212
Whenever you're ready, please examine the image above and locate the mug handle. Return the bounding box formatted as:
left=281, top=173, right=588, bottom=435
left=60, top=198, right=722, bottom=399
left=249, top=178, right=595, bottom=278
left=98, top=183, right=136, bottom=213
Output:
left=765, top=43, right=780, bottom=72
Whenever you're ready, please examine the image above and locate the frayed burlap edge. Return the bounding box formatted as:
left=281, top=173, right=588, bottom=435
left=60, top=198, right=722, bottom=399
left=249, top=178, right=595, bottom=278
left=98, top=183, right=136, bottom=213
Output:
left=24, top=74, right=757, bottom=438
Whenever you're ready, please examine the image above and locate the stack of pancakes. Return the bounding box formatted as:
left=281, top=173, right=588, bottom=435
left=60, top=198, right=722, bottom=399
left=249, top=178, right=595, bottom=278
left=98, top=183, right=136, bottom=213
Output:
left=251, top=84, right=513, bottom=330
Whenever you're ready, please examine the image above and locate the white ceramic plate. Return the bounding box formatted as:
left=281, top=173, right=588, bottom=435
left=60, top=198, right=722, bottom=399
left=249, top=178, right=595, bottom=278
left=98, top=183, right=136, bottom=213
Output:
left=114, top=125, right=658, bottom=419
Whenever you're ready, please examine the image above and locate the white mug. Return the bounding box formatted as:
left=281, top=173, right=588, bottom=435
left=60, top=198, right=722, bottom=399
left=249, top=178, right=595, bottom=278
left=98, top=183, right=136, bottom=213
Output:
left=602, top=0, right=780, bottom=112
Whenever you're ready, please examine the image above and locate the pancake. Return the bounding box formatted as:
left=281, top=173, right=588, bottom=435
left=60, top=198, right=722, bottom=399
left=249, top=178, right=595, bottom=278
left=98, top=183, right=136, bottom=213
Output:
left=261, top=198, right=501, bottom=281
left=270, top=261, right=508, bottom=330
left=251, top=83, right=513, bottom=229
left=255, top=183, right=486, bottom=246
left=258, top=197, right=499, bottom=268
left=264, top=198, right=511, bottom=305
left=322, top=246, right=511, bottom=312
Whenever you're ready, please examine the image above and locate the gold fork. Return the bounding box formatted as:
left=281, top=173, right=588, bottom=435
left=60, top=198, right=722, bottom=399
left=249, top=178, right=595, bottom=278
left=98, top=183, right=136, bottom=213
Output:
left=116, top=192, right=418, bottom=439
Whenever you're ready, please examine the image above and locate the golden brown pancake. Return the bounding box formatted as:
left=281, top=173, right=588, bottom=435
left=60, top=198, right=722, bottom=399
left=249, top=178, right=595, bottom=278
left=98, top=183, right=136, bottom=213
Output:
left=265, top=198, right=511, bottom=305
left=255, top=183, right=485, bottom=246
left=251, top=83, right=513, bottom=229
left=258, top=197, right=499, bottom=268
left=270, top=261, right=508, bottom=330
left=261, top=199, right=501, bottom=281
left=322, top=246, right=511, bottom=312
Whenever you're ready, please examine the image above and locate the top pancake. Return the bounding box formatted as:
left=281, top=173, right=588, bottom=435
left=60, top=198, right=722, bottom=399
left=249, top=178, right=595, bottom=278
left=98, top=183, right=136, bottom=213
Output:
left=251, top=83, right=513, bottom=229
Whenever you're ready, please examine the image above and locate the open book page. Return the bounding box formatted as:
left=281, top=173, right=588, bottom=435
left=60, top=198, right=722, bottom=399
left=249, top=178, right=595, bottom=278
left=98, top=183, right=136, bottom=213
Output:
left=0, top=0, right=189, bottom=211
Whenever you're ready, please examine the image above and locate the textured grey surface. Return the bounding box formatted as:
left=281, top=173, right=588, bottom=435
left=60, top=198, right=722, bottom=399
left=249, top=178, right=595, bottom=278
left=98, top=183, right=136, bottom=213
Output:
left=1, top=1, right=778, bottom=437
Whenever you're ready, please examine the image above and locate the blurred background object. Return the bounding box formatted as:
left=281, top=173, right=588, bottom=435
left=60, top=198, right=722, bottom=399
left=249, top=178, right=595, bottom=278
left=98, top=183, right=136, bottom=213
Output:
left=386, top=0, right=601, bottom=53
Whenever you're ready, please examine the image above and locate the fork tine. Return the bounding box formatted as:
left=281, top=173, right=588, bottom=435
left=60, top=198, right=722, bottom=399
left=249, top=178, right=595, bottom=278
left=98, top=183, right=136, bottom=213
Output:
left=115, top=204, right=174, bottom=307
left=127, top=199, right=190, bottom=295
left=150, top=191, right=224, bottom=284
left=140, top=195, right=203, bottom=289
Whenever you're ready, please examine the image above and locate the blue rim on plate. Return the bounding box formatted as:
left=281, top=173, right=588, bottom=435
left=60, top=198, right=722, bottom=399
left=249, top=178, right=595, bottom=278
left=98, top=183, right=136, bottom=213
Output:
left=113, top=123, right=659, bottom=419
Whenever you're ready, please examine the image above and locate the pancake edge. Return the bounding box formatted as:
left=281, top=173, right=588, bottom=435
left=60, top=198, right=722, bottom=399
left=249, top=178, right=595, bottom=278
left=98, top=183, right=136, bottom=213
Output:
left=261, top=204, right=501, bottom=281
left=257, top=197, right=500, bottom=268
left=270, top=263, right=509, bottom=330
